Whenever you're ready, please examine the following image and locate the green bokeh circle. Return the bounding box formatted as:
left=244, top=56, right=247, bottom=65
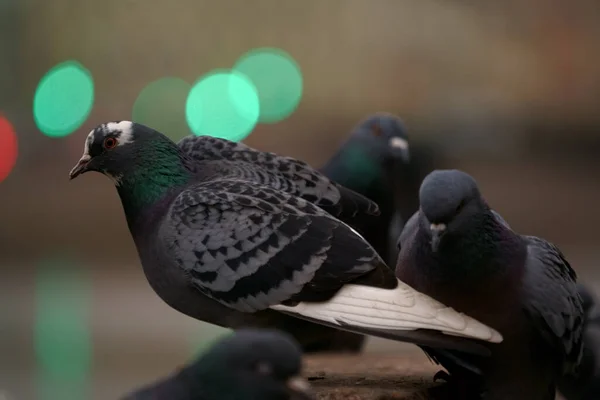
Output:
left=34, top=60, right=94, bottom=138
left=185, top=69, right=260, bottom=142
left=233, top=48, right=303, bottom=124
left=132, top=77, right=192, bottom=142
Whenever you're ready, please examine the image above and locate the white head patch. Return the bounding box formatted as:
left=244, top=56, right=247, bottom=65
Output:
left=103, top=121, right=135, bottom=145
left=388, top=137, right=408, bottom=150
left=81, top=120, right=135, bottom=159
left=75, top=121, right=135, bottom=186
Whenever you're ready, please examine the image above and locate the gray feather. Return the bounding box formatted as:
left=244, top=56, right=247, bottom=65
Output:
left=177, top=135, right=379, bottom=219
left=522, top=235, right=584, bottom=374
left=160, top=179, right=383, bottom=313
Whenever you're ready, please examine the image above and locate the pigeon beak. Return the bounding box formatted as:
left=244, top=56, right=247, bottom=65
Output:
left=286, top=375, right=314, bottom=399
left=430, top=223, right=447, bottom=252
left=388, top=137, right=410, bottom=163
left=69, top=156, right=91, bottom=180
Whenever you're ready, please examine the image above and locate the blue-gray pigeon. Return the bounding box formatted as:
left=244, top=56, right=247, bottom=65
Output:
left=320, top=113, right=411, bottom=267
left=396, top=169, right=584, bottom=400
left=69, top=121, right=502, bottom=357
left=121, top=328, right=314, bottom=400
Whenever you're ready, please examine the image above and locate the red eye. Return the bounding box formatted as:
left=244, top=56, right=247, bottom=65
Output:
left=371, top=124, right=383, bottom=137
left=103, top=137, right=118, bottom=149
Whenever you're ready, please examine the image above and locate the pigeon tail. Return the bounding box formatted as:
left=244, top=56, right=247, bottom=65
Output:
left=271, top=278, right=503, bottom=343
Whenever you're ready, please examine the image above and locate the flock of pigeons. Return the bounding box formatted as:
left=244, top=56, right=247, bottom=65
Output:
left=68, top=114, right=600, bottom=400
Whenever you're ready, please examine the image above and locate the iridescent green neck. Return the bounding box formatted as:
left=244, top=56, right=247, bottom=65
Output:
left=116, top=145, right=191, bottom=227
left=322, top=143, right=383, bottom=193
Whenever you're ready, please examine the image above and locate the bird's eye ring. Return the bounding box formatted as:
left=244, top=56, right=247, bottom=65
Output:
left=103, top=137, right=118, bottom=150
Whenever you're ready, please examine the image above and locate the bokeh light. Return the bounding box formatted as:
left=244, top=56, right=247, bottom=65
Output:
left=233, top=48, right=303, bottom=124
left=34, top=259, right=91, bottom=400
left=132, top=77, right=192, bottom=141
left=0, top=115, right=18, bottom=183
left=185, top=69, right=260, bottom=142
left=33, top=60, right=94, bottom=138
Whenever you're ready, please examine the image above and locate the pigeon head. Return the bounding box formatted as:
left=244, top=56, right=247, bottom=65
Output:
left=68, top=120, right=184, bottom=185
left=418, top=169, right=485, bottom=252
left=69, top=121, right=191, bottom=226
left=350, top=113, right=410, bottom=164
left=191, top=329, right=313, bottom=400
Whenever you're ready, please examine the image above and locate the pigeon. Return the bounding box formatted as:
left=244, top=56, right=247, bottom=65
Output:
left=395, top=169, right=584, bottom=400
left=69, top=121, right=503, bottom=358
left=121, top=328, right=314, bottom=400
left=320, top=113, right=411, bottom=267
left=558, top=283, right=600, bottom=400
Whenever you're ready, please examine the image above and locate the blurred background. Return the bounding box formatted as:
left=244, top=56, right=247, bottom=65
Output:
left=1, top=1, right=600, bottom=399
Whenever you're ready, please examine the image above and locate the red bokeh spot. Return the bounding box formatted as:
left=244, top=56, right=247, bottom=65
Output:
left=0, top=115, right=18, bottom=183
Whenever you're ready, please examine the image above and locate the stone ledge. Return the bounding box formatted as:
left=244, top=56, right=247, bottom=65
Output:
left=304, top=354, right=439, bottom=399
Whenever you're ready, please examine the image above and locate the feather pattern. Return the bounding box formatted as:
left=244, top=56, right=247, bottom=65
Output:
left=160, top=179, right=383, bottom=313
left=522, top=236, right=583, bottom=374
left=178, top=135, right=379, bottom=220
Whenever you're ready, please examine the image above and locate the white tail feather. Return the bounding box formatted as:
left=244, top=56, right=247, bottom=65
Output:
left=271, top=279, right=503, bottom=343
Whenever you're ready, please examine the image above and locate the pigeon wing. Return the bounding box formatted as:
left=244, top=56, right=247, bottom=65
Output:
left=522, top=235, right=584, bottom=375
left=177, top=135, right=380, bottom=224
left=160, top=178, right=392, bottom=314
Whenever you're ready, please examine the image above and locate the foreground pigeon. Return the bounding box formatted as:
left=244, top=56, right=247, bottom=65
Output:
left=559, top=284, right=600, bottom=400
left=69, top=121, right=503, bottom=356
left=121, top=329, right=314, bottom=400
left=396, top=169, right=584, bottom=400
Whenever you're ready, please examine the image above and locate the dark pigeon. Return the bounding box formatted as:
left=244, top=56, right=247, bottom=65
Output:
left=121, top=328, right=314, bottom=400
left=559, top=283, right=600, bottom=400
left=320, top=113, right=411, bottom=267
left=69, top=121, right=502, bottom=359
left=396, top=169, right=584, bottom=399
